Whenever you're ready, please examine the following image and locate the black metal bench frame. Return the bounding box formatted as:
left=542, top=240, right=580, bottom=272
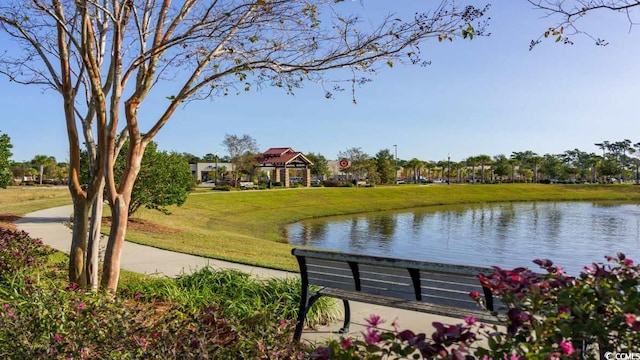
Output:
left=292, top=248, right=499, bottom=342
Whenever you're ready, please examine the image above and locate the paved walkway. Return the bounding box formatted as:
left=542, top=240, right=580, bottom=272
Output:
left=15, top=205, right=457, bottom=344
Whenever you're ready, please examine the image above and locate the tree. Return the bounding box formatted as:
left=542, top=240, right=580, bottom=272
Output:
left=374, top=149, right=396, bottom=184
left=475, top=154, right=492, bottom=183
left=405, top=158, right=425, bottom=183
left=338, top=147, right=369, bottom=181
left=540, top=154, right=563, bottom=181
left=507, top=158, right=520, bottom=182
left=0, top=131, right=12, bottom=188
left=465, top=156, right=479, bottom=183
left=222, top=134, right=259, bottom=186
left=115, top=142, right=194, bottom=217
left=201, top=153, right=218, bottom=163
left=306, top=153, right=330, bottom=180
left=492, top=154, right=510, bottom=181
left=30, top=154, right=57, bottom=185
left=0, top=1, right=488, bottom=291
left=528, top=0, right=640, bottom=47
left=180, top=153, right=202, bottom=164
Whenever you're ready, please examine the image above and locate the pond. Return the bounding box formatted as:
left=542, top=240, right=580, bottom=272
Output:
left=286, top=202, right=640, bottom=275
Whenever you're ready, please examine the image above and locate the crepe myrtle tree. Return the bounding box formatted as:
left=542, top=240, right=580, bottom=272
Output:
left=222, top=134, right=259, bottom=186
left=0, top=0, right=489, bottom=291
left=528, top=0, right=640, bottom=48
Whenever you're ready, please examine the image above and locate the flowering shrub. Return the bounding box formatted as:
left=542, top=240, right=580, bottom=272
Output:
left=0, top=229, right=307, bottom=359
left=0, top=229, right=52, bottom=281
left=310, top=314, right=478, bottom=359
left=309, top=253, right=640, bottom=359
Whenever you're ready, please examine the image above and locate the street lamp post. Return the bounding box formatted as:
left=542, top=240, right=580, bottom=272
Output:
left=393, top=144, right=398, bottom=184
left=447, top=153, right=451, bottom=185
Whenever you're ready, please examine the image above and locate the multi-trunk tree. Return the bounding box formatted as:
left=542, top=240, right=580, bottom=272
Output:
left=0, top=0, right=488, bottom=291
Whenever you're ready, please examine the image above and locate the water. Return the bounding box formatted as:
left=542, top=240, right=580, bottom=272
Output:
left=286, top=202, right=640, bottom=275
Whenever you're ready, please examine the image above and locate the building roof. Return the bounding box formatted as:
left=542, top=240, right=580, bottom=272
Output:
left=259, top=148, right=313, bottom=167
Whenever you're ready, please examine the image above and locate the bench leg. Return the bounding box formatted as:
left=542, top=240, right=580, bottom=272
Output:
left=339, top=299, right=350, bottom=334
left=293, top=292, right=323, bottom=342
left=294, top=295, right=352, bottom=340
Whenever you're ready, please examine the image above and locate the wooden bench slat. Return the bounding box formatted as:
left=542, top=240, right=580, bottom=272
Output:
left=358, top=285, right=419, bottom=301
left=358, top=264, right=414, bottom=278
left=420, top=272, right=483, bottom=286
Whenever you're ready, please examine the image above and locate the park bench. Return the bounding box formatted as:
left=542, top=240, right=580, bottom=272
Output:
left=291, top=248, right=501, bottom=342
left=239, top=181, right=255, bottom=189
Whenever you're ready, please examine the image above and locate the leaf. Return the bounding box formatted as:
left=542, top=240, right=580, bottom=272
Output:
left=166, top=95, right=176, bottom=100
left=555, top=35, right=562, bottom=43
left=386, top=60, right=393, bottom=68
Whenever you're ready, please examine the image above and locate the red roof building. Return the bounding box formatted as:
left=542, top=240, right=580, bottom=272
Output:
left=260, top=148, right=313, bottom=187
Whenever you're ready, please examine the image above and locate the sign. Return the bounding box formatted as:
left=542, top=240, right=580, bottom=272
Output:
left=339, top=158, right=350, bottom=170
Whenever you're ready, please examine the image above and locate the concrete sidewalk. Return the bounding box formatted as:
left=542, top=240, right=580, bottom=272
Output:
left=15, top=205, right=459, bottom=344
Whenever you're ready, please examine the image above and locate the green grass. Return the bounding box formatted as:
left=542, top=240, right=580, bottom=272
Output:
left=125, top=184, right=640, bottom=271
left=0, top=186, right=70, bottom=215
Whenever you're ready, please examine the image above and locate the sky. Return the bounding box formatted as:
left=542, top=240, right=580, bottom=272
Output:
left=2, top=1, right=640, bottom=164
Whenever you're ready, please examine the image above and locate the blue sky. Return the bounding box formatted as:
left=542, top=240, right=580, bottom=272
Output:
left=2, top=1, right=640, bottom=164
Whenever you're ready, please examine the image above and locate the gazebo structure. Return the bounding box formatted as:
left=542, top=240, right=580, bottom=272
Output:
left=259, top=148, right=313, bottom=187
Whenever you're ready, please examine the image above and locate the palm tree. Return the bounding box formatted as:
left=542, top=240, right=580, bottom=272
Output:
left=475, top=154, right=492, bottom=183
left=30, top=154, right=56, bottom=185
left=465, top=156, right=479, bottom=183
left=508, top=158, right=520, bottom=182
left=405, top=158, right=425, bottom=183
left=424, top=161, right=436, bottom=182
left=454, top=161, right=466, bottom=183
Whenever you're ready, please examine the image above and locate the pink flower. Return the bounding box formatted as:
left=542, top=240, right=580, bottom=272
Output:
left=53, top=333, right=63, bottom=342
left=558, top=306, right=570, bottom=315
left=560, top=341, right=575, bottom=355
left=279, top=319, right=288, bottom=328
left=364, top=328, right=380, bottom=344
left=341, top=337, right=353, bottom=349
left=482, top=356, right=493, bottom=360
left=3, top=304, right=9, bottom=310
left=625, top=259, right=634, bottom=266
left=258, top=344, right=265, bottom=351
left=624, top=313, right=637, bottom=325
left=77, top=303, right=86, bottom=310
left=464, top=316, right=476, bottom=325
left=365, top=314, right=385, bottom=327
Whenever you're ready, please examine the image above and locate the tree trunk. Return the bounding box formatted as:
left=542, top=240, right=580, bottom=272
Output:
left=101, top=195, right=129, bottom=291
left=86, top=181, right=105, bottom=290
left=69, top=194, right=89, bottom=286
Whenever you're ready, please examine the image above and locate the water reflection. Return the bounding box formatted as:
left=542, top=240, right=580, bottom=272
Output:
left=287, top=202, right=640, bottom=275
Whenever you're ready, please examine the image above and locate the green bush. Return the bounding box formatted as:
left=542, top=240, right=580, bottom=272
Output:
left=0, top=230, right=328, bottom=359
left=120, top=267, right=338, bottom=328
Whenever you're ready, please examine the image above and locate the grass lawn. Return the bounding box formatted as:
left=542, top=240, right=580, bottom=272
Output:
left=124, top=184, right=640, bottom=272
left=0, top=186, right=71, bottom=230
left=2, top=184, right=640, bottom=271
